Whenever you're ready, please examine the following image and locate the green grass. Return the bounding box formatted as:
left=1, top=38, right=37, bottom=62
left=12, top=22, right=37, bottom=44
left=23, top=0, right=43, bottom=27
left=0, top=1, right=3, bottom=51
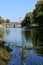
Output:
left=0, top=28, right=4, bottom=36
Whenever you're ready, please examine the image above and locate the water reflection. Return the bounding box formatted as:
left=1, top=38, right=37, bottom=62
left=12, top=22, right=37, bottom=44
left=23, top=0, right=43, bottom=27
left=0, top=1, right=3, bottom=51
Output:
left=21, top=28, right=43, bottom=65
left=32, top=28, right=43, bottom=46
left=21, top=28, right=33, bottom=47
left=5, top=29, right=10, bottom=35
left=21, top=28, right=43, bottom=56
left=3, top=28, right=43, bottom=65
left=31, top=28, right=43, bottom=56
left=22, top=29, right=31, bottom=42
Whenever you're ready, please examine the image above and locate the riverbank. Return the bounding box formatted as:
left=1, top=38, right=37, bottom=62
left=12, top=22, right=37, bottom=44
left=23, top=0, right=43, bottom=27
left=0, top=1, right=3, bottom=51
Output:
left=0, top=40, right=11, bottom=65
left=0, top=27, right=4, bottom=37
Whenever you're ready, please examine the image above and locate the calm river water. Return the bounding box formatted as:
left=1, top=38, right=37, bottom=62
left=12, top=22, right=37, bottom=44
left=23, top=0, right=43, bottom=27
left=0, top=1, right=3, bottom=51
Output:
left=2, top=28, right=43, bottom=65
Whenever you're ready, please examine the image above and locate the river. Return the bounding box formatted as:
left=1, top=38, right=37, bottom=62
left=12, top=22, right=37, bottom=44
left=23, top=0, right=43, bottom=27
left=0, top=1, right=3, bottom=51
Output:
left=1, top=28, right=43, bottom=65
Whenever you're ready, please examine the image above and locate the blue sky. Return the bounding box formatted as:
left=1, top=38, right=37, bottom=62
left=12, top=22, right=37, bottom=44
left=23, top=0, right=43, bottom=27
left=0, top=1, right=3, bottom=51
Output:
left=0, top=0, right=38, bottom=22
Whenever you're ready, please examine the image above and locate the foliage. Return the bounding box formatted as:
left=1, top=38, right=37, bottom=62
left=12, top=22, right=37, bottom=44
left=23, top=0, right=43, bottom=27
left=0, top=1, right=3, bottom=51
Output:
left=5, top=19, right=10, bottom=23
left=21, top=12, right=32, bottom=27
left=33, top=1, right=43, bottom=26
left=21, top=0, right=43, bottom=27
left=0, top=16, right=10, bottom=24
left=0, top=40, right=11, bottom=65
left=0, top=47, right=11, bottom=65
left=0, top=16, right=5, bottom=24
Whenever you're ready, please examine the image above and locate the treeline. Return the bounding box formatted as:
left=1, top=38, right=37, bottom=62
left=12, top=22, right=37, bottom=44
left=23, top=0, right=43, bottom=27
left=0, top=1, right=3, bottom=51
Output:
left=0, top=16, right=10, bottom=24
left=21, top=0, right=43, bottom=27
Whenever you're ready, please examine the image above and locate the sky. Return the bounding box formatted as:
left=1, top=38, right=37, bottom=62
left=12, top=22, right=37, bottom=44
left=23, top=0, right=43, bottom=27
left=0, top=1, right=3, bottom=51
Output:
left=0, top=0, right=38, bottom=22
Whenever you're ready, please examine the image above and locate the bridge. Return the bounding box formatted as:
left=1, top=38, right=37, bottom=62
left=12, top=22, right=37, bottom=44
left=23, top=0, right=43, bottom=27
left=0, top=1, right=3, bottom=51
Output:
left=2, top=22, right=21, bottom=28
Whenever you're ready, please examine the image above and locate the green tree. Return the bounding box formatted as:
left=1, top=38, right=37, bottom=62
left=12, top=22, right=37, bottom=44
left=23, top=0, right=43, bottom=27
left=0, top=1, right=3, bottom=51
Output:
left=5, top=19, right=10, bottom=23
left=0, top=16, right=5, bottom=24
left=33, top=0, right=43, bottom=26
left=21, top=12, right=33, bottom=27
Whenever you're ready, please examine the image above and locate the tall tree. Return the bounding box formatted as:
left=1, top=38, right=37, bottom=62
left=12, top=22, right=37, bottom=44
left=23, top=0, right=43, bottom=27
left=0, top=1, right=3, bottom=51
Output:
left=0, top=16, right=5, bottom=24
left=5, top=19, right=10, bottom=23
left=33, top=0, right=43, bottom=26
left=21, top=12, right=33, bottom=27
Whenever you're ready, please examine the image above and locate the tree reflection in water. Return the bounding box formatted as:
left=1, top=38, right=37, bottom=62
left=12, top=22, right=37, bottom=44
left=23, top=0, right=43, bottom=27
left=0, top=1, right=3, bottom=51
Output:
left=5, top=28, right=43, bottom=65
left=21, top=28, right=43, bottom=56
left=31, top=28, right=43, bottom=56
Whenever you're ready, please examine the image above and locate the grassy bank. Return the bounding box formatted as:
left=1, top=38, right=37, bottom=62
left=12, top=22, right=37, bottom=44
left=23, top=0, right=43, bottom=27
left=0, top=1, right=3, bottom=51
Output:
left=0, top=47, right=11, bottom=65
left=0, top=28, right=4, bottom=36
left=0, top=39, right=11, bottom=65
